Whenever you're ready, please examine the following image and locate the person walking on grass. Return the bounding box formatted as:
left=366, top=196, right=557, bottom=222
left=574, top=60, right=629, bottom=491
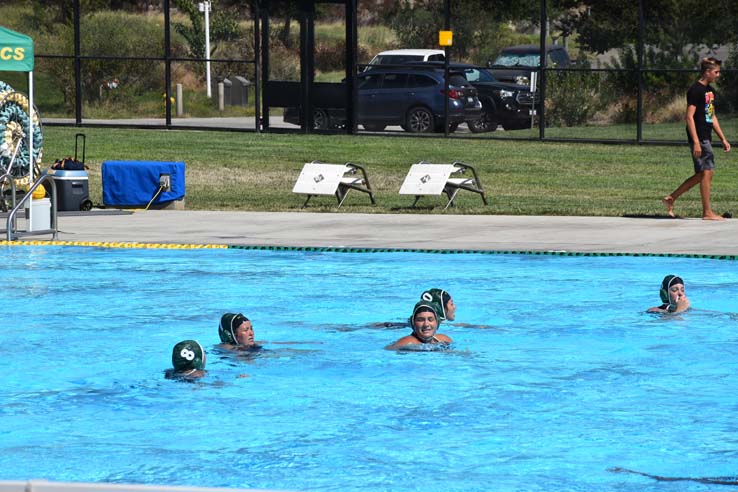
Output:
left=663, top=57, right=731, bottom=220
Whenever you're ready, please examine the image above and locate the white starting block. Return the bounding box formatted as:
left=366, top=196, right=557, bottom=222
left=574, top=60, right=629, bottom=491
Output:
left=399, top=161, right=488, bottom=209
left=292, top=161, right=375, bottom=208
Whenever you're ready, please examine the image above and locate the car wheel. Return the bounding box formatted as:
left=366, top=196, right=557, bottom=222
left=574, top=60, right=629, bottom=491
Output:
left=468, top=108, right=498, bottom=133
left=363, top=123, right=386, bottom=131
left=313, top=109, right=329, bottom=130
left=405, top=107, right=434, bottom=133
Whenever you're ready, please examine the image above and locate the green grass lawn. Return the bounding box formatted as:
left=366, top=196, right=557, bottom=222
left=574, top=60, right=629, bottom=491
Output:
left=41, top=126, right=738, bottom=218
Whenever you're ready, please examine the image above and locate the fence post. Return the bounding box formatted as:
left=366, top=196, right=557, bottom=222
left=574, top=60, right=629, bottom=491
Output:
left=176, top=84, right=183, bottom=117
left=218, top=82, right=225, bottom=111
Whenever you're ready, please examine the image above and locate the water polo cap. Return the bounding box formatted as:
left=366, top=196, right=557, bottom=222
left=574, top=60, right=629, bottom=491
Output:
left=421, top=288, right=450, bottom=320
left=218, top=313, right=249, bottom=344
left=659, top=275, right=684, bottom=304
left=410, top=299, right=442, bottom=326
left=172, top=340, right=205, bottom=371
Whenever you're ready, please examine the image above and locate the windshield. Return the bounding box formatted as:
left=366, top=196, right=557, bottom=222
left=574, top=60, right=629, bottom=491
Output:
left=492, top=53, right=540, bottom=67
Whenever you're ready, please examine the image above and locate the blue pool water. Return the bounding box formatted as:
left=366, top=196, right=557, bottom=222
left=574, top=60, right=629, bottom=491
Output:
left=2, top=246, right=738, bottom=492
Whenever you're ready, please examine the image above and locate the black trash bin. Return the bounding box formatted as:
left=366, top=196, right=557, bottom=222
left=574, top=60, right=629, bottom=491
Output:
left=46, top=168, right=92, bottom=211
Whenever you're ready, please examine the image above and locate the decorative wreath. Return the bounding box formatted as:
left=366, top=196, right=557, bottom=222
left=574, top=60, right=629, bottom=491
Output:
left=0, top=82, right=43, bottom=180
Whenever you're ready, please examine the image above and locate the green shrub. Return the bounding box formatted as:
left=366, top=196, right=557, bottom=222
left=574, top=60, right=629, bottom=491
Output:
left=545, top=65, right=606, bottom=127
left=605, top=45, right=696, bottom=107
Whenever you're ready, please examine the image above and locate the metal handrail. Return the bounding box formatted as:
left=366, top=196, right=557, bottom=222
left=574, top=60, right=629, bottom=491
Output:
left=0, top=172, right=17, bottom=213
left=6, top=174, right=58, bottom=241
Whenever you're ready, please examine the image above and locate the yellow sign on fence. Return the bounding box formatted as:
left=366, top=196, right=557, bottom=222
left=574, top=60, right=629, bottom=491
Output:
left=438, top=31, right=453, bottom=47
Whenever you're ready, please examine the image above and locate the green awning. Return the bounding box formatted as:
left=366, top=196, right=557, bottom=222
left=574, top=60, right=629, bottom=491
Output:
left=0, top=26, right=34, bottom=72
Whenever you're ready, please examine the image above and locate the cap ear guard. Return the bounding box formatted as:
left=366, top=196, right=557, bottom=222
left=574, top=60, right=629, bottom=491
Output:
left=659, top=287, right=669, bottom=304
left=219, top=313, right=237, bottom=344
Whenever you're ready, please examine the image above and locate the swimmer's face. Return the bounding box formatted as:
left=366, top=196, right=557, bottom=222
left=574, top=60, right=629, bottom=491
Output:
left=234, top=320, right=255, bottom=346
left=445, top=298, right=456, bottom=321
left=413, top=310, right=438, bottom=341
left=668, top=283, right=686, bottom=305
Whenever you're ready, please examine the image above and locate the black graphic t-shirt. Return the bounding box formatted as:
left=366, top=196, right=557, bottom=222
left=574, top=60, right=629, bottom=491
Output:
left=686, top=81, right=715, bottom=142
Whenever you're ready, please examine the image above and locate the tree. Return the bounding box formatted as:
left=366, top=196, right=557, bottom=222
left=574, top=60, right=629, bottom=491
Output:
left=171, top=0, right=241, bottom=59
left=555, top=0, right=738, bottom=56
left=383, top=0, right=539, bottom=62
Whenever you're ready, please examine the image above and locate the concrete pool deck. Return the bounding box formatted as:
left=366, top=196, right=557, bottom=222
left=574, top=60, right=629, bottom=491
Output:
left=43, top=210, right=738, bottom=256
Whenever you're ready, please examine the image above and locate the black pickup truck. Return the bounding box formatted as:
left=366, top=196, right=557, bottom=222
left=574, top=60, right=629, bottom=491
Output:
left=418, top=61, right=538, bottom=132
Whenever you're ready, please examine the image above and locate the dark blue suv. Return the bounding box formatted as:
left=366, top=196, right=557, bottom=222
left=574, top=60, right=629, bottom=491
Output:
left=284, top=67, right=482, bottom=133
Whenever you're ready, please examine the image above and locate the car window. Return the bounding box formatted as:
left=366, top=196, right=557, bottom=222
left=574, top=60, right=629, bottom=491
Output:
left=449, top=74, right=469, bottom=86
left=462, top=68, right=481, bottom=82
left=359, top=73, right=382, bottom=90
left=493, top=53, right=540, bottom=67
left=407, top=74, right=438, bottom=88
left=381, top=73, right=408, bottom=89
left=370, top=54, right=423, bottom=65
left=427, top=54, right=445, bottom=62
left=461, top=68, right=495, bottom=83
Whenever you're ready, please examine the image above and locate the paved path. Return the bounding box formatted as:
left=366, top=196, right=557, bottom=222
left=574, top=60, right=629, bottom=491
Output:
left=46, top=210, right=738, bottom=256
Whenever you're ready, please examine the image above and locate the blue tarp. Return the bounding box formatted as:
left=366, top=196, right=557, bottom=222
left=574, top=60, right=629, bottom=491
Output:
left=102, top=160, right=185, bottom=206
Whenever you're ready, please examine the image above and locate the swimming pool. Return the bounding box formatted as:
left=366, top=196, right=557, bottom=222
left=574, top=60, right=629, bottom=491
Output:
left=2, top=246, right=738, bottom=492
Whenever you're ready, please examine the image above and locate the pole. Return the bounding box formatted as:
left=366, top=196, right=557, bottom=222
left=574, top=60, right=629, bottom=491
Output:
left=164, top=0, right=172, bottom=124
left=538, top=0, right=546, bottom=139
left=253, top=0, right=261, bottom=133
left=73, top=0, right=81, bottom=124
left=443, top=0, right=450, bottom=137
left=28, top=71, right=34, bottom=230
left=199, top=1, right=212, bottom=98
left=636, top=0, right=644, bottom=143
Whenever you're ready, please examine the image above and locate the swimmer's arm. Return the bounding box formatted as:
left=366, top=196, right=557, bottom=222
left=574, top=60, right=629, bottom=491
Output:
left=435, top=334, right=452, bottom=343
left=646, top=298, right=690, bottom=314
left=385, top=335, right=420, bottom=350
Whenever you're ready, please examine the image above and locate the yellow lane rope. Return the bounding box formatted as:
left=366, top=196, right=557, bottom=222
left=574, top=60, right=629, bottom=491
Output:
left=0, top=240, right=228, bottom=249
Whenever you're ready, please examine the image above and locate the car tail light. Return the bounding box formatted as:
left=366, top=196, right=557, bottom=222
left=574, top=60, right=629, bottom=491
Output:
left=443, top=89, right=462, bottom=99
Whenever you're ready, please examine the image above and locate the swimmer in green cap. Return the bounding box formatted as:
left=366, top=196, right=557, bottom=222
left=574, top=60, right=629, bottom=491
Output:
left=421, top=288, right=456, bottom=321
left=386, top=300, right=452, bottom=349
left=165, top=339, right=207, bottom=380
left=648, top=275, right=691, bottom=313
left=218, top=313, right=261, bottom=350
